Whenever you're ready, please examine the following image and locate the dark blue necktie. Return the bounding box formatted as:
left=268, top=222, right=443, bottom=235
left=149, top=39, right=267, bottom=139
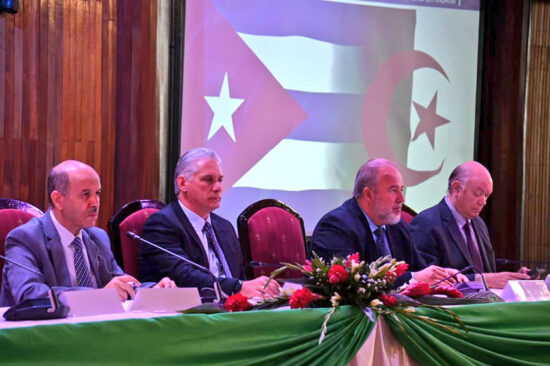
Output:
left=375, top=226, right=391, bottom=258
left=72, top=237, right=94, bottom=288
left=202, top=221, right=232, bottom=278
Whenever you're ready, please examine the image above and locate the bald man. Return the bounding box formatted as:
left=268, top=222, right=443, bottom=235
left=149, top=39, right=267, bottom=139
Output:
left=410, top=161, right=530, bottom=288
left=0, top=160, right=174, bottom=306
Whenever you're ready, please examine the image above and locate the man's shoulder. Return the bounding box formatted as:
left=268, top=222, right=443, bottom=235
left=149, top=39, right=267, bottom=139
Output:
left=210, top=211, right=233, bottom=229
left=84, top=226, right=109, bottom=243
left=411, top=200, right=445, bottom=225
left=6, top=215, right=44, bottom=240
left=145, top=201, right=179, bottom=224
left=319, top=198, right=359, bottom=222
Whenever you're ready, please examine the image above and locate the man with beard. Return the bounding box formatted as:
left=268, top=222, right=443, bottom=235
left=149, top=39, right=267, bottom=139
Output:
left=310, top=158, right=460, bottom=286
left=0, top=160, right=175, bottom=306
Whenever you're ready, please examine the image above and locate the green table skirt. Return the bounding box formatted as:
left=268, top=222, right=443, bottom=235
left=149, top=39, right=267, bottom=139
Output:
left=0, top=301, right=549, bottom=365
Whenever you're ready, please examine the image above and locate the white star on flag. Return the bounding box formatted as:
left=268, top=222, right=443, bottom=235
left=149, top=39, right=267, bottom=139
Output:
left=204, top=72, right=244, bottom=141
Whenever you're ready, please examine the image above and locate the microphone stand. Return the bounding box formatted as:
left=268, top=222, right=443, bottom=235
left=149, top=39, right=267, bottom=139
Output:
left=0, top=254, right=69, bottom=320
left=127, top=231, right=225, bottom=304
left=431, top=265, right=489, bottom=291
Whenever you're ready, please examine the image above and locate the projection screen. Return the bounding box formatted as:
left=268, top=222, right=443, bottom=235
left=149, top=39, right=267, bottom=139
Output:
left=180, top=0, right=481, bottom=232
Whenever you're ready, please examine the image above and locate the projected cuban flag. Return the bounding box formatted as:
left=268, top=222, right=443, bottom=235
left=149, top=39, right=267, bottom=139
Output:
left=181, top=0, right=479, bottom=231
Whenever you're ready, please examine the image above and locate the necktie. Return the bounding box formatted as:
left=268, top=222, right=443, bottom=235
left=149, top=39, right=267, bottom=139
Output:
left=202, top=221, right=232, bottom=278
left=375, top=226, right=391, bottom=258
left=72, top=237, right=94, bottom=288
left=463, top=221, right=484, bottom=271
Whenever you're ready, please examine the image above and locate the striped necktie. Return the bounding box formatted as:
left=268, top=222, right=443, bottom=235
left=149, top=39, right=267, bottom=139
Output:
left=71, top=237, right=94, bottom=288
left=202, top=221, right=232, bottom=278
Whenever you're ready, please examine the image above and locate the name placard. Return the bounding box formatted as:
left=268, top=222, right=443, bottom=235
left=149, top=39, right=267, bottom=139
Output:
left=60, top=288, right=124, bottom=317
left=501, top=280, right=550, bottom=302
left=129, top=288, right=201, bottom=313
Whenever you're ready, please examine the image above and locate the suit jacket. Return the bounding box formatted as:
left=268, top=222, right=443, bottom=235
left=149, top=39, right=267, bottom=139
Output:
left=409, top=198, right=496, bottom=276
left=310, top=198, right=426, bottom=286
left=0, top=211, right=124, bottom=306
left=139, top=201, right=244, bottom=295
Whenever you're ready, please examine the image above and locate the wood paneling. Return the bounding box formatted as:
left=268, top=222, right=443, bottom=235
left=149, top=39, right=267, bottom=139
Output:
left=477, top=0, right=531, bottom=266
left=0, top=0, right=159, bottom=230
left=524, top=0, right=550, bottom=266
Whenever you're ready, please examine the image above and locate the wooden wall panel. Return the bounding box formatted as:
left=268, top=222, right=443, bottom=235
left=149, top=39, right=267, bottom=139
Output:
left=113, top=0, right=159, bottom=213
left=524, top=0, right=550, bottom=266
left=0, top=0, right=160, bottom=230
left=478, top=0, right=530, bottom=266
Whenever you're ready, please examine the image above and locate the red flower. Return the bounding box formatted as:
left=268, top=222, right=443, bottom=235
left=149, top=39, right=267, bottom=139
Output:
left=224, top=293, right=250, bottom=312
left=303, top=260, right=313, bottom=272
left=345, top=252, right=360, bottom=268
left=385, top=271, right=397, bottom=282
left=328, top=264, right=348, bottom=284
left=395, top=263, right=409, bottom=277
left=289, top=288, right=314, bottom=309
left=431, top=285, right=464, bottom=298
left=401, top=281, right=431, bottom=297
left=379, top=294, right=397, bottom=307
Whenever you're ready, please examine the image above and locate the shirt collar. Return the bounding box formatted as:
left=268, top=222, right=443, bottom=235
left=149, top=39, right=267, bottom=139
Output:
left=358, top=204, right=386, bottom=234
left=444, top=195, right=468, bottom=228
left=49, top=210, right=83, bottom=249
left=178, top=200, right=211, bottom=233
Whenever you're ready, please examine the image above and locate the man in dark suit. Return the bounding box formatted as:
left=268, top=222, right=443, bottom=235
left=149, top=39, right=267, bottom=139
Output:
left=410, top=161, right=530, bottom=288
left=311, top=158, right=460, bottom=287
left=139, top=148, right=280, bottom=299
left=0, top=160, right=175, bottom=306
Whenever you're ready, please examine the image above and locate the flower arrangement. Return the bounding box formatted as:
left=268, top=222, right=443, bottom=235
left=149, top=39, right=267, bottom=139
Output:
left=264, top=252, right=467, bottom=343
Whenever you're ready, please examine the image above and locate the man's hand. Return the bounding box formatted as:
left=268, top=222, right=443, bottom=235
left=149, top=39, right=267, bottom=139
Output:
left=104, top=275, right=140, bottom=301
left=443, top=268, right=469, bottom=283
left=154, top=277, right=177, bottom=288
left=481, top=272, right=530, bottom=289
left=517, top=266, right=540, bottom=279
left=240, top=276, right=281, bottom=299
left=413, top=265, right=458, bottom=285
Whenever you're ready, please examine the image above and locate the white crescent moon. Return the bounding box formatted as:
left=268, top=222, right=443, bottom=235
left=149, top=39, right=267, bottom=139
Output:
left=362, top=50, right=449, bottom=186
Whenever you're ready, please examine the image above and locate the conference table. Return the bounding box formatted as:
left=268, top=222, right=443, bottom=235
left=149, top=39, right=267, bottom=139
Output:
left=0, top=301, right=549, bottom=365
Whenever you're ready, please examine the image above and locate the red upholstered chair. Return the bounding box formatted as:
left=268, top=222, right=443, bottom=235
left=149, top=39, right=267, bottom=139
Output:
left=108, top=199, right=165, bottom=276
left=237, top=199, right=307, bottom=279
left=401, top=203, right=417, bottom=224
left=0, top=198, right=44, bottom=287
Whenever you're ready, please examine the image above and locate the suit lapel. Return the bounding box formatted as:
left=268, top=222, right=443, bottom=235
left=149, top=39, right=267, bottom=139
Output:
left=81, top=230, right=101, bottom=283
left=211, top=215, right=238, bottom=274
left=471, top=219, right=491, bottom=272
left=40, top=212, right=72, bottom=287
left=386, top=225, right=404, bottom=260
left=439, top=200, right=474, bottom=267
left=171, top=202, right=209, bottom=264
left=349, top=199, right=377, bottom=262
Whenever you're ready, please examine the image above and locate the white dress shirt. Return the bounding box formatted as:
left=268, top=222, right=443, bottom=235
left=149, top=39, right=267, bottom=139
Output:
left=49, top=210, right=97, bottom=287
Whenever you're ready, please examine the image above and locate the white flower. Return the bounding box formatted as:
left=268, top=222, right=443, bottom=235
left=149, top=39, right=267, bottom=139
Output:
left=330, top=292, right=342, bottom=307
left=370, top=299, right=382, bottom=307
left=369, top=270, right=378, bottom=278
left=358, top=287, right=366, bottom=294
left=351, top=261, right=360, bottom=272
left=402, top=306, right=416, bottom=313
left=354, top=273, right=361, bottom=281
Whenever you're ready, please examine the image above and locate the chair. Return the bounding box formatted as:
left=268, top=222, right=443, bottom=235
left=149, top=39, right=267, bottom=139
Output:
left=0, top=198, right=44, bottom=286
left=237, top=199, right=307, bottom=279
left=401, top=203, right=417, bottom=224
left=108, top=199, right=165, bottom=276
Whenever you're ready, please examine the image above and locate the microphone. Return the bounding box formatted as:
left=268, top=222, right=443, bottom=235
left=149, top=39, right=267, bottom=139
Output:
left=431, top=265, right=489, bottom=291
left=126, top=231, right=225, bottom=304
left=496, top=258, right=550, bottom=267
left=249, top=260, right=284, bottom=268
left=0, top=254, right=70, bottom=321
